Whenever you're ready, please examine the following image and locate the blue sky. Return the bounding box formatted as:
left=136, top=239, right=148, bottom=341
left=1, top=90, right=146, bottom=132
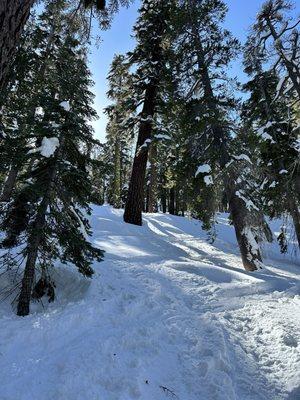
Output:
left=88, top=0, right=297, bottom=141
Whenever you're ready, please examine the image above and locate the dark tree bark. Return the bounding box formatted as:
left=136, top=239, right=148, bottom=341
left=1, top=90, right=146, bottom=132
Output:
left=0, top=165, right=18, bottom=202
left=161, top=188, right=167, bottom=213
left=169, top=187, right=175, bottom=215
left=147, top=143, right=158, bottom=213
left=123, top=83, right=158, bottom=225
left=17, top=195, right=48, bottom=316
left=112, top=137, right=121, bottom=208
left=0, top=0, right=34, bottom=97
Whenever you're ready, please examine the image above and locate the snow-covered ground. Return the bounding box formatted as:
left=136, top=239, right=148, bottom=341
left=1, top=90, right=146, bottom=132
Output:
left=0, top=205, right=300, bottom=400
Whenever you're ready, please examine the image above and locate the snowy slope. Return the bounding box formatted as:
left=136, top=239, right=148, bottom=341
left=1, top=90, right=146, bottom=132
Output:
left=0, top=205, right=300, bottom=400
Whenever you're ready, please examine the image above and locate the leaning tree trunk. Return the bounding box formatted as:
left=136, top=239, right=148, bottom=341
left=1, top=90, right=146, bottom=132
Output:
left=226, top=180, right=262, bottom=271
left=0, top=0, right=34, bottom=97
left=123, top=83, right=157, bottom=226
left=189, top=11, right=262, bottom=271
left=215, top=125, right=263, bottom=271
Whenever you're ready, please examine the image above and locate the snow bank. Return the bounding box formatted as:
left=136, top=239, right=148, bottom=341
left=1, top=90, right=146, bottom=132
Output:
left=0, top=206, right=299, bottom=400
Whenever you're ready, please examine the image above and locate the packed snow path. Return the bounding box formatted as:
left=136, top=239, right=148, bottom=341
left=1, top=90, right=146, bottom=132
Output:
left=0, top=205, right=300, bottom=400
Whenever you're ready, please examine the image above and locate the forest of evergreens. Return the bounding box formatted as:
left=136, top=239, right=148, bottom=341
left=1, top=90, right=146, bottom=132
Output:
left=0, top=0, right=299, bottom=315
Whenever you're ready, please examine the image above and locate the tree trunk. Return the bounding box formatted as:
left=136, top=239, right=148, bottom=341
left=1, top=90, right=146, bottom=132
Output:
left=146, top=184, right=150, bottom=212
left=17, top=197, right=48, bottom=316
left=123, top=4, right=166, bottom=225
left=123, top=84, right=157, bottom=225
left=0, top=165, right=18, bottom=202
left=147, top=143, right=158, bottom=213
left=227, top=184, right=262, bottom=271
left=288, top=197, right=300, bottom=249
left=0, top=0, right=34, bottom=97
left=113, top=138, right=121, bottom=208
left=169, top=187, right=175, bottom=215
left=161, top=186, right=167, bottom=213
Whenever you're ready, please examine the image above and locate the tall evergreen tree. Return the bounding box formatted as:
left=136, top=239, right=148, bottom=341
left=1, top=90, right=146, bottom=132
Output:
left=243, top=35, right=300, bottom=249
left=123, top=0, right=174, bottom=226
left=0, top=0, right=130, bottom=100
left=0, top=1, right=103, bottom=316
left=169, top=0, right=264, bottom=270
left=252, top=0, right=300, bottom=100
left=105, top=54, right=134, bottom=208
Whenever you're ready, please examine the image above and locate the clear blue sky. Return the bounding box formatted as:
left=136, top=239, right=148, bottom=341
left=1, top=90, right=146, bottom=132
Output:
left=89, top=0, right=298, bottom=141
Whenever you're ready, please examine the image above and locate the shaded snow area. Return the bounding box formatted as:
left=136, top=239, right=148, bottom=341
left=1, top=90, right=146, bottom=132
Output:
left=1, top=205, right=300, bottom=400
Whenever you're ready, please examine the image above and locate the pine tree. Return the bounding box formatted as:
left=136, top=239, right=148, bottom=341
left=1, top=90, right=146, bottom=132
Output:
left=0, top=1, right=103, bottom=316
left=0, top=12, right=60, bottom=203
left=170, top=0, right=264, bottom=270
left=243, top=36, right=300, bottom=248
left=123, top=0, right=174, bottom=226
left=0, top=0, right=131, bottom=99
left=252, top=0, right=300, bottom=100
left=105, top=54, right=134, bottom=208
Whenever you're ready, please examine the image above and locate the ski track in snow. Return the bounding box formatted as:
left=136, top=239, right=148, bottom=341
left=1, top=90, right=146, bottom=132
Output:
left=0, top=205, right=300, bottom=400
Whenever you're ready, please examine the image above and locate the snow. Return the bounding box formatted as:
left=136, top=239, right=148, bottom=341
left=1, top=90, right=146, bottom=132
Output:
left=59, top=100, right=71, bottom=111
left=234, top=154, right=252, bottom=164
left=235, top=190, right=259, bottom=211
left=27, top=137, right=60, bottom=157
left=0, top=205, right=299, bottom=400
left=195, top=164, right=211, bottom=177
left=154, top=134, right=171, bottom=140
left=275, top=74, right=288, bottom=99
left=204, top=175, right=214, bottom=186
left=138, top=139, right=152, bottom=153
left=35, top=106, right=44, bottom=118
left=40, top=137, right=60, bottom=158
left=69, top=206, right=88, bottom=240
left=257, top=122, right=275, bottom=143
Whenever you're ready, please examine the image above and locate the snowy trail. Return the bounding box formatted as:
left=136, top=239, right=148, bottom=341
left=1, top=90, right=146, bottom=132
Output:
left=0, top=205, right=300, bottom=400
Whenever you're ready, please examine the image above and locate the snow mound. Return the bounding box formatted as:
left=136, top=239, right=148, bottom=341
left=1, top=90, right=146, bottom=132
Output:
left=0, top=205, right=299, bottom=400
